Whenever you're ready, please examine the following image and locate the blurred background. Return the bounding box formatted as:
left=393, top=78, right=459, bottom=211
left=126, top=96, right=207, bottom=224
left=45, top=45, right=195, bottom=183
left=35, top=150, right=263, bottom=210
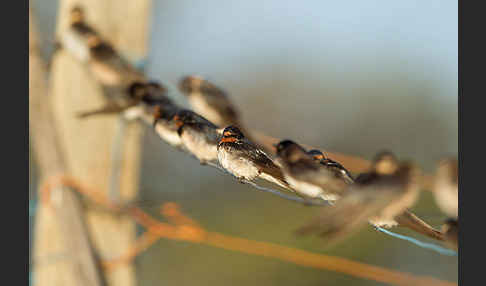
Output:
left=30, top=0, right=457, bottom=285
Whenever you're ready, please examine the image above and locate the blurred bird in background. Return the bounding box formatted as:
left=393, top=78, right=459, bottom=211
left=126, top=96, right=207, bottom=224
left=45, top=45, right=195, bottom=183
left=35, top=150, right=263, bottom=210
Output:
left=60, top=6, right=144, bottom=86
left=433, top=158, right=458, bottom=218
left=179, top=76, right=242, bottom=128
left=173, top=109, right=221, bottom=164
left=178, top=76, right=266, bottom=152
left=295, top=152, right=422, bottom=245
left=433, top=158, right=459, bottom=250
left=275, top=140, right=353, bottom=202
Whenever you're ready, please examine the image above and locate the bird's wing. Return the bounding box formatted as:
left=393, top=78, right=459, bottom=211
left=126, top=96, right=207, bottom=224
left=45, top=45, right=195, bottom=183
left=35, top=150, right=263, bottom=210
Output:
left=394, top=210, right=444, bottom=241
left=233, top=141, right=288, bottom=186
left=200, top=92, right=240, bottom=124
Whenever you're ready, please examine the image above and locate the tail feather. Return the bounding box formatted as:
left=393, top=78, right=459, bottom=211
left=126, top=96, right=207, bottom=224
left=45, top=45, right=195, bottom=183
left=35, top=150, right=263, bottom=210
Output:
left=77, top=104, right=132, bottom=118
left=259, top=171, right=289, bottom=189
left=394, top=210, right=444, bottom=241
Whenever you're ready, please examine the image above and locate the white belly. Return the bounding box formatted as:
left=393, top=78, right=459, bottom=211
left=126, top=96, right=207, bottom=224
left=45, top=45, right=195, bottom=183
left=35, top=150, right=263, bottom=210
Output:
left=369, top=218, right=398, bottom=228
left=284, top=176, right=339, bottom=201
left=259, top=173, right=287, bottom=189
left=285, top=176, right=324, bottom=199
left=434, top=184, right=458, bottom=218
left=155, top=124, right=182, bottom=147
left=123, top=106, right=144, bottom=121
left=181, top=130, right=218, bottom=162
left=62, top=31, right=90, bottom=62
left=218, top=148, right=259, bottom=180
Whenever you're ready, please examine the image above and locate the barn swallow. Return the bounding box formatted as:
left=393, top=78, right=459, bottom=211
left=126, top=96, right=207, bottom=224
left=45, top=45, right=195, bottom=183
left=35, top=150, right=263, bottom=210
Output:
left=354, top=154, right=443, bottom=240
left=307, top=149, right=355, bottom=184
left=441, top=218, right=458, bottom=250
left=61, top=7, right=143, bottom=85
left=178, top=76, right=241, bottom=127
left=178, top=75, right=271, bottom=153
left=274, top=140, right=352, bottom=201
left=128, top=81, right=173, bottom=107
left=77, top=81, right=172, bottom=119
left=124, top=81, right=176, bottom=122
left=295, top=152, right=421, bottom=244
left=152, top=105, right=184, bottom=149
left=172, top=109, right=221, bottom=164
left=69, top=6, right=93, bottom=34
left=217, top=126, right=289, bottom=188
left=58, top=6, right=98, bottom=62
left=85, top=35, right=144, bottom=85
left=433, top=158, right=458, bottom=218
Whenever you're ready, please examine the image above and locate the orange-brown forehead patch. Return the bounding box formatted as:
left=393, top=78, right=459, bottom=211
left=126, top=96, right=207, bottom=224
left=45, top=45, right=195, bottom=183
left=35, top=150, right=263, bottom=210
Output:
left=313, top=154, right=324, bottom=160
left=223, top=131, right=233, bottom=137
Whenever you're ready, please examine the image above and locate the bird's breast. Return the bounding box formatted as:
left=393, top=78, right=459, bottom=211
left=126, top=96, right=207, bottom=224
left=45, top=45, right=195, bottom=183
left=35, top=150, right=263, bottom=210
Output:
left=218, top=146, right=259, bottom=180
left=62, top=30, right=90, bottom=62
left=181, top=128, right=218, bottom=161
left=434, top=183, right=458, bottom=218
left=285, top=175, right=324, bottom=199
left=155, top=123, right=182, bottom=147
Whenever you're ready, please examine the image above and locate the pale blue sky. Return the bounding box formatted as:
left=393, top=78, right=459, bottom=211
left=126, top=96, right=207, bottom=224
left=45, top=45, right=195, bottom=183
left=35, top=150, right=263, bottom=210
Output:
left=147, top=0, right=457, bottom=170
left=35, top=0, right=457, bottom=168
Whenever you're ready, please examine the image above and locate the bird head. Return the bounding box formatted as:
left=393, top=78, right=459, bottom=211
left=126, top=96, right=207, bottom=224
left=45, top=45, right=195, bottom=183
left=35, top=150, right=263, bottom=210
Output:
left=275, top=140, right=309, bottom=163
left=220, top=125, right=245, bottom=143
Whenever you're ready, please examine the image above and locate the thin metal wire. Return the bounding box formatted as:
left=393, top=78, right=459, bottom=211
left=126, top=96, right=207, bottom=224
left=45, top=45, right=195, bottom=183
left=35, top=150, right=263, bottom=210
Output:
left=242, top=180, right=330, bottom=206
left=205, top=161, right=330, bottom=206
left=375, top=227, right=457, bottom=256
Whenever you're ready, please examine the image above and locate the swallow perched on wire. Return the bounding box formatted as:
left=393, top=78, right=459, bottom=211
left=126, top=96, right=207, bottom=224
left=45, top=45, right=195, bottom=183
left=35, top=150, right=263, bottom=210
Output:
left=352, top=155, right=443, bottom=240
left=178, top=75, right=271, bottom=153
left=127, top=81, right=173, bottom=107
left=274, top=140, right=352, bottom=201
left=152, top=104, right=184, bottom=149
left=295, top=151, right=421, bottom=244
left=77, top=81, right=172, bottom=119
left=58, top=6, right=98, bottom=62
left=178, top=76, right=241, bottom=127
left=433, top=158, right=458, bottom=219
left=124, top=81, right=177, bottom=121
left=172, top=109, right=221, bottom=164
left=217, top=126, right=289, bottom=188
left=61, top=6, right=144, bottom=85
left=84, top=35, right=144, bottom=86
left=307, top=149, right=355, bottom=184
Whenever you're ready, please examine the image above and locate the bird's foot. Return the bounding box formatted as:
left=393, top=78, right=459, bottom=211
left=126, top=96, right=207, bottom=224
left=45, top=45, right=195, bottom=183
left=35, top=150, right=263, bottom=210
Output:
left=237, top=177, right=248, bottom=184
